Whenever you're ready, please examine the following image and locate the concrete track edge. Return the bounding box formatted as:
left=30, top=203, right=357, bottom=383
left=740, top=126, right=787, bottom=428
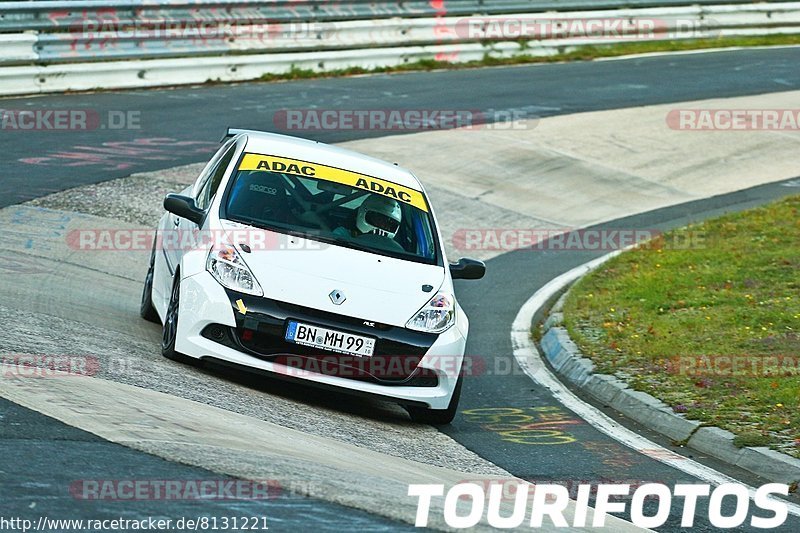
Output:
left=0, top=368, right=644, bottom=531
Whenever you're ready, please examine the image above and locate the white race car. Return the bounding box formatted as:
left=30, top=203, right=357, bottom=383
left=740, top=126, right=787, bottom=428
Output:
left=141, top=129, right=485, bottom=423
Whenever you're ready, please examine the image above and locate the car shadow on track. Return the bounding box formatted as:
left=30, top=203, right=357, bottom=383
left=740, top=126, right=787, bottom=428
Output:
left=195, top=358, right=415, bottom=424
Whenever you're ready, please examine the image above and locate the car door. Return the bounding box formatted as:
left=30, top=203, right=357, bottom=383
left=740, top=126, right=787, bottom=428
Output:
left=168, top=140, right=239, bottom=276
left=159, top=139, right=236, bottom=293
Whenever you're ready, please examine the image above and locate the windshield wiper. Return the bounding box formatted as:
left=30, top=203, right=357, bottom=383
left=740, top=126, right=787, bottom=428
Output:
left=226, top=215, right=284, bottom=233
left=322, top=235, right=379, bottom=255
left=226, top=216, right=423, bottom=261
left=227, top=216, right=367, bottom=251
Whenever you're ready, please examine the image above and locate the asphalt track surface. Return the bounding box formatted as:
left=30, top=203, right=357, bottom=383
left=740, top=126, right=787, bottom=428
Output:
left=449, top=178, right=800, bottom=532
left=0, top=399, right=413, bottom=532
left=2, top=47, right=800, bottom=531
left=2, top=47, right=800, bottom=206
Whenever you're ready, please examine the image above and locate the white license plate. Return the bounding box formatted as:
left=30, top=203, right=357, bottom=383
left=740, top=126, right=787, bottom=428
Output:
left=285, top=321, right=375, bottom=357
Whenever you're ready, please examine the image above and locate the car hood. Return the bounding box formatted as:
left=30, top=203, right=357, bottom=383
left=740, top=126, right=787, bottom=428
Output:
left=220, top=220, right=445, bottom=327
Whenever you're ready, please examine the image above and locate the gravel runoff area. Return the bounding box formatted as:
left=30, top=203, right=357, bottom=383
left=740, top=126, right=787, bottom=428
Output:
left=27, top=162, right=206, bottom=227
left=12, top=163, right=508, bottom=477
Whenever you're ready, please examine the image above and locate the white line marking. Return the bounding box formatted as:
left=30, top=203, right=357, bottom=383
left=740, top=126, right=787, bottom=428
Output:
left=511, top=252, right=800, bottom=517
left=594, top=44, right=800, bottom=62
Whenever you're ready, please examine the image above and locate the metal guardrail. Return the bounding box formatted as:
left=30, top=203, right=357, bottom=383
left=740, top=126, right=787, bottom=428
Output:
left=2, top=1, right=800, bottom=65
left=1, top=1, right=799, bottom=95
left=0, top=0, right=796, bottom=33
left=20, top=6, right=800, bottom=64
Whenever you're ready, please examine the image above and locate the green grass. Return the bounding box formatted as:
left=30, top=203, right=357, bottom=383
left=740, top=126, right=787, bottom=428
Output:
left=258, top=34, right=800, bottom=82
left=563, top=195, right=800, bottom=458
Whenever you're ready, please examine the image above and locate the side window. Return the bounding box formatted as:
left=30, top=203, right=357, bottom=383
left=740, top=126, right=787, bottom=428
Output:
left=196, top=144, right=237, bottom=210
left=193, top=153, right=222, bottom=198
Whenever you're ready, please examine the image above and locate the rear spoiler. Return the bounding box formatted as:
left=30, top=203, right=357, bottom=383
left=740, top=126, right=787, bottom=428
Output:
left=220, top=128, right=263, bottom=142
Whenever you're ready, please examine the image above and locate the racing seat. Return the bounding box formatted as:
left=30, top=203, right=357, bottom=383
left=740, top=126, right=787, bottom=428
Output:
left=228, top=171, right=291, bottom=224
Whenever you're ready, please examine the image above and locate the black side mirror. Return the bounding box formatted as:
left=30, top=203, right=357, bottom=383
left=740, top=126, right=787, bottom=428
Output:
left=450, top=258, right=486, bottom=280
left=163, top=194, right=205, bottom=225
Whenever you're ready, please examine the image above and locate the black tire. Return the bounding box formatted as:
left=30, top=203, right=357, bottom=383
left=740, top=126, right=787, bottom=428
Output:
left=406, top=373, right=463, bottom=425
left=140, top=244, right=160, bottom=323
left=161, top=274, right=192, bottom=363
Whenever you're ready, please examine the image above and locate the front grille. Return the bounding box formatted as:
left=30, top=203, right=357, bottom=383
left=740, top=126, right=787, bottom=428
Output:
left=200, top=292, right=440, bottom=387
left=201, top=324, right=438, bottom=387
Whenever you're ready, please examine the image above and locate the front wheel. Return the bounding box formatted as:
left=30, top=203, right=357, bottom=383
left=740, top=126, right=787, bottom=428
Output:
left=406, top=373, right=463, bottom=425
left=161, top=275, right=192, bottom=364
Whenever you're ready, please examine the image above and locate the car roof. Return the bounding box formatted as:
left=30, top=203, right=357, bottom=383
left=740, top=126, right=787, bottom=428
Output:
left=238, top=130, right=424, bottom=192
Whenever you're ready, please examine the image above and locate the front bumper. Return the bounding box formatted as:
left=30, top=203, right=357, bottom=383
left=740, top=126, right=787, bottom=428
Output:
left=175, top=270, right=466, bottom=409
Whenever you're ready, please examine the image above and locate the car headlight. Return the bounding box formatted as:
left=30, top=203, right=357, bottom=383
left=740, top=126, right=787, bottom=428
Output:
left=406, top=292, right=455, bottom=333
left=206, top=242, right=263, bottom=296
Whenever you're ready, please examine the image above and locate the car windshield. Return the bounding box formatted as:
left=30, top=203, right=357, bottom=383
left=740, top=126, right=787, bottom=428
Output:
left=223, top=153, right=438, bottom=264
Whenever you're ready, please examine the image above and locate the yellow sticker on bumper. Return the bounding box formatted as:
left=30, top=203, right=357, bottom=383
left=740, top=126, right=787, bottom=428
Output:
left=238, top=153, right=428, bottom=212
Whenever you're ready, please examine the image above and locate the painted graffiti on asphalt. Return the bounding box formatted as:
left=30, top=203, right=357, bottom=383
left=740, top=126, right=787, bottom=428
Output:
left=18, top=137, right=218, bottom=171
left=462, top=406, right=579, bottom=445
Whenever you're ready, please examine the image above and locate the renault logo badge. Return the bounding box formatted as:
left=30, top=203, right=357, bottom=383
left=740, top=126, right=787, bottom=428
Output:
left=329, top=290, right=346, bottom=305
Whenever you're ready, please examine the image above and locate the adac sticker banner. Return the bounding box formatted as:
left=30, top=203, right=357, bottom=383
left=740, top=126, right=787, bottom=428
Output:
left=238, top=153, right=429, bottom=213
